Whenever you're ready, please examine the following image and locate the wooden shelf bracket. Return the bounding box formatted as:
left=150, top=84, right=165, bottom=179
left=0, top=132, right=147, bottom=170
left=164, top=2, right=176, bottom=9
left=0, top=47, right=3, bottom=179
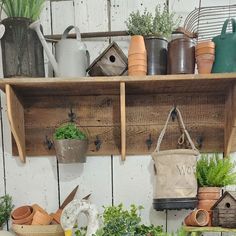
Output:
left=120, top=82, right=126, bottom=161
left=6, top=85, right=26, bottom=163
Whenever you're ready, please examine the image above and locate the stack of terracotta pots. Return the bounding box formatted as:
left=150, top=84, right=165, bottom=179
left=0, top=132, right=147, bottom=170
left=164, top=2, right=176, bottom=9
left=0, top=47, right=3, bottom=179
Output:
left=195, top=41, right=215, bottom=74
left=128, top=35, right=147, bottom=76
left=184, top=209, right=210, bottom=227
left=197, top=187, right=221, bottom=226
left=11, top=204, right=55, bottom=226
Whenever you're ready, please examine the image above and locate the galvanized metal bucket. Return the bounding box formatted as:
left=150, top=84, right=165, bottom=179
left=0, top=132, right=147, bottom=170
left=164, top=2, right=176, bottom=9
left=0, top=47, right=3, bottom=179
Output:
left=54, top=139, right=88, bottom=164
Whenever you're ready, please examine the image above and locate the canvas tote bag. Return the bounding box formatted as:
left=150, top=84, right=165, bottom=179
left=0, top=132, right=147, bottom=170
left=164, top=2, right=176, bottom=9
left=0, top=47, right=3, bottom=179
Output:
left=152, top=107, right=199, bottom=210
left=212, top=18, right=236, bottom=73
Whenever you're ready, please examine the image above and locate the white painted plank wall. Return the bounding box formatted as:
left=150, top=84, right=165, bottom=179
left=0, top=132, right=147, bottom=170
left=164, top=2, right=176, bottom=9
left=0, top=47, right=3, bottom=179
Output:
left=1, top=0, right=236, bottom=235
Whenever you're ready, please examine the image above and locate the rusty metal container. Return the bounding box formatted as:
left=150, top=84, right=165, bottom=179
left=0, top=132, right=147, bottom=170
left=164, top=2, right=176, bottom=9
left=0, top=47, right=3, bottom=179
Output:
left=144, top=36, right=168, bottom=75
left=168, top=37, right=195, bottom=74
left=87, top=42, right=127, bottom=76
left=1, top=17, right=45, bottom=78
left=54, top=139, right=88, bottom=163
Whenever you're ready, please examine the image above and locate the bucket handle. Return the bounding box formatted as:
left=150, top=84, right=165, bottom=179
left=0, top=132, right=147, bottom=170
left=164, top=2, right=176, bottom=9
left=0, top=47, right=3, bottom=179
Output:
left=62, top=25, right=81, bottom=41
left=221, top=18, right=236, bottom=38
left=154, top=107, right=197, bottom=153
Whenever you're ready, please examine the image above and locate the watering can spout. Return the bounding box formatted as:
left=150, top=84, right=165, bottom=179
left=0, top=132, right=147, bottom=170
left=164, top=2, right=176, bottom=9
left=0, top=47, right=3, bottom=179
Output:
left=29, top=20, right=59, bottom=75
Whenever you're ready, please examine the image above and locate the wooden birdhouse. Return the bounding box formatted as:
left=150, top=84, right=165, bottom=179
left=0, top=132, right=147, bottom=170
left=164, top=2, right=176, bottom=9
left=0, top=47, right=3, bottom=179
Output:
left=87, top=42, right=128, bottom=76
left=211, top=191, right=236, bottom=228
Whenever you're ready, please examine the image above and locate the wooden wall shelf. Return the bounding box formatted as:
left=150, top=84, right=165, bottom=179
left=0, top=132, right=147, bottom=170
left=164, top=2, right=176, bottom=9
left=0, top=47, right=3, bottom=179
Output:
left=0, top=73, right=236, bottom=163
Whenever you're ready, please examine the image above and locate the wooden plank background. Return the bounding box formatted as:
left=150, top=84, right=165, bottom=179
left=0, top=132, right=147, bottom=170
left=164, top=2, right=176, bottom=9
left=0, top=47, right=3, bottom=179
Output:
left=0, top=0, right=235, bottom=235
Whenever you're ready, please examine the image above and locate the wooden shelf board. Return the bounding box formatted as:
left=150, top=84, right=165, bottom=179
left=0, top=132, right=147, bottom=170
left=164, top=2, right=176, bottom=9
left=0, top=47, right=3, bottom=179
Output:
left=1, top=73, right=236, bottom=162
left=184, top=226, right=236, bottom=232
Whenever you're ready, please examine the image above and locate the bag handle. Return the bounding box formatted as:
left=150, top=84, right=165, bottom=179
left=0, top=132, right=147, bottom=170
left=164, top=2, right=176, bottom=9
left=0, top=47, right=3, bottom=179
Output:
left=154, top=107, right=197, bottom=152
left=62, top=25, right=81, bottom=41
left=221, top=18, right=236, bottom=37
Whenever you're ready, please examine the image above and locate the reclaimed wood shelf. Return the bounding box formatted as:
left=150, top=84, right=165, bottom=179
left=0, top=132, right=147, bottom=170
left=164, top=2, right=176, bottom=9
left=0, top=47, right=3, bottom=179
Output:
left=184, top=226, right=236, bottom=236
left=0, top=73, right=236, bottom=163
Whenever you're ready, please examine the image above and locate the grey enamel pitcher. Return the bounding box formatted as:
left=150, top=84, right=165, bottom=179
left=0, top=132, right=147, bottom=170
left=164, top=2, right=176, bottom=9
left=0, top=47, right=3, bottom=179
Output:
left=30, top=21, right=90, bottom=77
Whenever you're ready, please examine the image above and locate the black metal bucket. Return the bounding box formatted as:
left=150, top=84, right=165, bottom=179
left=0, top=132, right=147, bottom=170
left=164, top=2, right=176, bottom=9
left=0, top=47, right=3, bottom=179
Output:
left=1, top=17, right=45, bottom=78
left=144, top=36, right=168, bottom=75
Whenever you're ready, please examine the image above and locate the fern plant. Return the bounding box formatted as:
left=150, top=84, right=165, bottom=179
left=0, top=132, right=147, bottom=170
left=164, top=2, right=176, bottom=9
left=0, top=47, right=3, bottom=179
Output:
left=196, top=153, right=236, bottom=187
left=54, top=123, right=87, bottom=141
left=0, top=0, right=45, bottom=20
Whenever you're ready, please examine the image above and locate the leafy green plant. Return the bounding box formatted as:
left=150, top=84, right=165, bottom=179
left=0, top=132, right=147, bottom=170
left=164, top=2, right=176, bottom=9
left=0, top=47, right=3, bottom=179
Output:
left=152, top=4, right=181, bottom=39
left=0, top=0, right=45, bottom=20
left=126, top=4, right=180, bottom=38
left=0, top=194, right=14, bottom=227
left=196, top=153, right=236, bottom=187
left=53, top=123, right=87, bottom=141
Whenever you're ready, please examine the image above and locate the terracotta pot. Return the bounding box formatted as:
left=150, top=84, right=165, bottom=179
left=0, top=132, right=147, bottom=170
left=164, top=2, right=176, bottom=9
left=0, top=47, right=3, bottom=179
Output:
left=11, top=206, right=31, bottom=220
left=198, top=187, right=221, bottom=200
left=32, top=204, right=48, bottom=215
left=128, top=65, right=147, bottom=71
left=12, top=207, right=35, bottom=225
left=196, top=47, right=215, bottom=56
left=51, top=209, right=62, bottom=224
left=128, top=35, right=146, bottom=55
left=198, top=199, right=217, bottom=211
left=184, top=209, right=210, bottom=226
left=32, top=210, right=53, bottom=225
left=128, top=59, right=147, bottom=67
left=128, top=53, right=147, bottom=61
left=129, top=70, right=147, bottom=76
left=196, top=54, right=215, bottom=74
left=196, top=41, right=215, bottom=50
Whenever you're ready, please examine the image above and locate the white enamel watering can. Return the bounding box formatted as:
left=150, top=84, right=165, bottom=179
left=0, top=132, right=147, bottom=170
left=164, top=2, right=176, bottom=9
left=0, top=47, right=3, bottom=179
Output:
left=30, top=21, right=89, bottom=77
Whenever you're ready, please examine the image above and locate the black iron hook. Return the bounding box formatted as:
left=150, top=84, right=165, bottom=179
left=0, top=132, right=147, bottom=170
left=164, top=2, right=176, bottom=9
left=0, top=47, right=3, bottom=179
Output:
left=171, top=105, right=177, bottom=122
left=68, top=106, right=76, bottom=122
left=146, top=134, right=153, bottom=150
left=94, top=136, right=102, bottom=151
left=196, top=136, right=204, bottom=149
left=44, top=136, right=53, bottom=150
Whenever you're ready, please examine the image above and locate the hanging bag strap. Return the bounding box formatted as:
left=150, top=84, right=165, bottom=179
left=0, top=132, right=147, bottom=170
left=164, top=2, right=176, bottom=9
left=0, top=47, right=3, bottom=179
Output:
left=221, top=18, right=236, bottom=39
left=154, top=107, right=197, bottom=153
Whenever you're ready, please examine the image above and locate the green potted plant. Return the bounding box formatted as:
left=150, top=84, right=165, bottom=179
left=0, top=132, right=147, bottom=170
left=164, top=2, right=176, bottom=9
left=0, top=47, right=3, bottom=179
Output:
left=0, top=194, right=14, bottom=230
left=126, top=5, right=180, bottom=75
left=196, top=153, right=236, bottom=211
left=53, top=123, right=88, bottom=163
left=0, top=0, right=45, bottom=78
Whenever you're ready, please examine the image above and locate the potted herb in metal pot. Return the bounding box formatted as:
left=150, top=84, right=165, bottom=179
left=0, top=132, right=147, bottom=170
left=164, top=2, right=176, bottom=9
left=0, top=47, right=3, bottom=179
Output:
left=126, top=5, right=180, bottom=75
left=0, top=0, right=45, bottom=78
left=196, top=153, right=236, bottom=211
left=0, top=194, right=14, bottom=230
left=53, top=123, right=88, bottom=164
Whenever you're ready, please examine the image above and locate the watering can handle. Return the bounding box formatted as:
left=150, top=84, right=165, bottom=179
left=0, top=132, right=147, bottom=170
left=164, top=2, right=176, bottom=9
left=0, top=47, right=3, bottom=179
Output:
left=62, top=26, right=82, bottom=41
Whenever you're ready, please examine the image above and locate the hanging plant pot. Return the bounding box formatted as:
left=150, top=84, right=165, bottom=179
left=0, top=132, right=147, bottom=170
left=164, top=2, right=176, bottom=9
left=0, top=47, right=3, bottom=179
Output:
left=144, top=36, right=168, bottom=75
left=1, top=17, right=45, bottom=78
left=54, top=139, right=88, bottom=164
left=168, top=37, right=195, bottom=74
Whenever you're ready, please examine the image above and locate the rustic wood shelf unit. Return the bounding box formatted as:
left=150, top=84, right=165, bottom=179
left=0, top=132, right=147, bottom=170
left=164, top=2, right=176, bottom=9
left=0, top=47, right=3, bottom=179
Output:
left=0, top=73, right=236, bottom=163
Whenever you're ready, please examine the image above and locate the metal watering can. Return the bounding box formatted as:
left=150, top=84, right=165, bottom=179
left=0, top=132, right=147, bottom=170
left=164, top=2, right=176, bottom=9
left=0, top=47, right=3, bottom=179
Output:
left=30, top=21, right=89, bottom=77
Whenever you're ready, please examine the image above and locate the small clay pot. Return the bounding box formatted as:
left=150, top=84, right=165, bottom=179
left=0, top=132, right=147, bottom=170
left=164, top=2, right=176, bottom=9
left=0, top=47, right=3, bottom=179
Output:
left=31, top=210, right=53, bottom=225
left=32, top=204, right=48, bottom=215
left=12, top=207, right=35, bottom=225
left=128, top=53, right=147, bottom=61
left=198, top=199, right=217, bottom=211
left=128, top=65, right=147, bottom=71
left=196, top=47, right=215, bottom=56
left=184, top=209, right=210, bottom=226
left=51, top=209, right=62, bottom=224
left=196, top=54, right=215, bottom=74
left=128, top=35, right=146, bottom=55
left=198, top=187, right=221, bottom=200
left=196, top=41, right=215, bottom=50
left=128, top=70, right=147, bottom=76
left=128, top=59, right=147, bottom=67
left=11, top=206, right=31, bottom=220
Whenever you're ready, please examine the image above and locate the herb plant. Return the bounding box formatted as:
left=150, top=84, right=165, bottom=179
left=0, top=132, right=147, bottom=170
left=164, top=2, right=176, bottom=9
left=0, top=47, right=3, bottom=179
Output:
left=0, top=194, right=14, bottom=227
left=0, top=0, right=45, bottom=20
left=54, top=123, right=87, bottom=141
left=126, top=4, right=180, bottom=38
left=196, top=153, right=236, bottom=187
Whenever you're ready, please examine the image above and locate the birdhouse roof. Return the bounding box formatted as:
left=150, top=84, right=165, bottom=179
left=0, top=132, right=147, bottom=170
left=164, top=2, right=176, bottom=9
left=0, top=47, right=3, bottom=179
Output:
left=211, top=191, right=236, bottom=210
